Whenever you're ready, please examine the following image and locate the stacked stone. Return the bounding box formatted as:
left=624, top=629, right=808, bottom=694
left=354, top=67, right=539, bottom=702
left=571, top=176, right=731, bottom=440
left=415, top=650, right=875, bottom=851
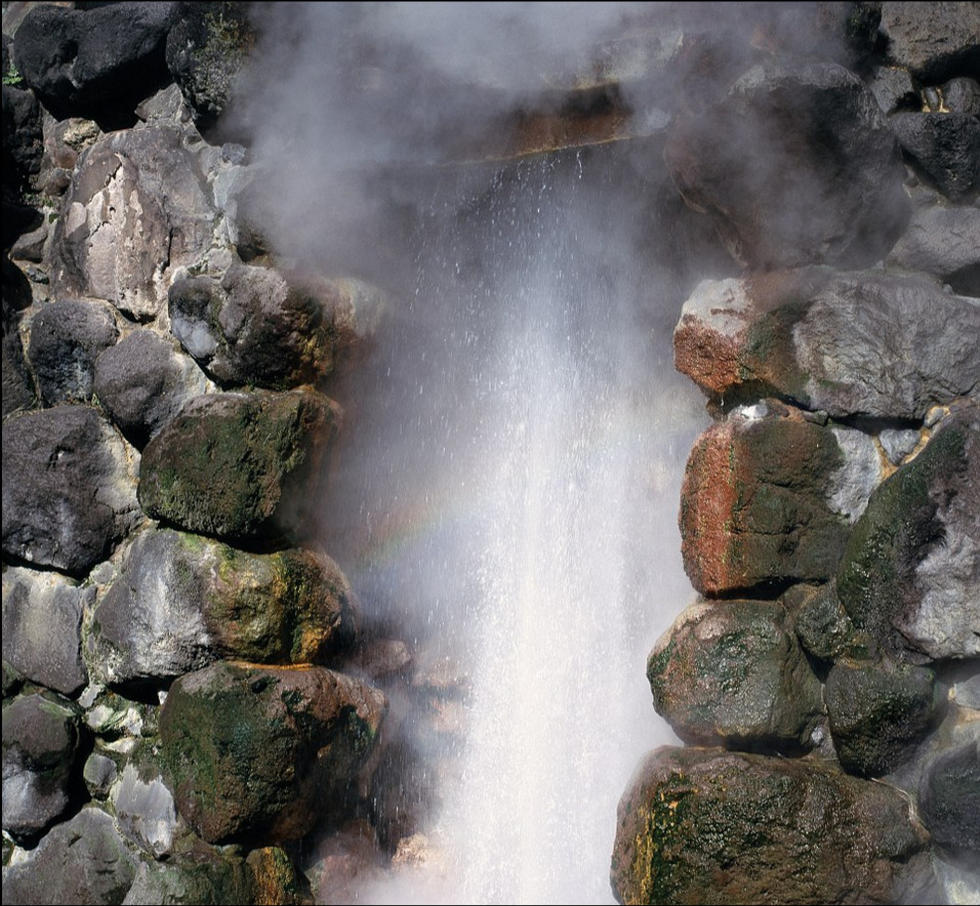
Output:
left=2, top=5, right=389, bottom=904
left=613, top=5, right=979, bottom=905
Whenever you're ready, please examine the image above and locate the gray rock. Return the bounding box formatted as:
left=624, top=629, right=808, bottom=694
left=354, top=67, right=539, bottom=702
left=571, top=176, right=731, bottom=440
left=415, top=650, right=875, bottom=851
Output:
left=2, top=566, right=90, bottom=695
left=1, top=805, right=138, bottom=905
left=890, top=112, right=980, bottom=201
left=93, top=329, right=211, bottom=447
left=869, top=65, right=917, bottom=114
left=943, top=76, right=980, bottom=115
left=83, top=752, right=118, bottom=800
left=879, top=2, right=980, bottom=82
left=121, top=847, right=253, bottom=906
left=2, top=692, right=81, bottom=839
left=110, top=763, right=179, bottom=858
left=930, top=851, right=980, bottom=906
left=647, top=598, right=823, bottom=752
left=879, top=427, right=922, bottom=465
left=887, top=202, right=980, bottom=295
left=28, top=299, right=118, bottom=405
left=919, top=737, right=980, bottom=852
left=50, top=122, right=216, bottom=322
left=664, top=61, right=908, bottom=269
left=825, top=660, right=944, bottom=777
left=674, top=268, right=980, bottom=420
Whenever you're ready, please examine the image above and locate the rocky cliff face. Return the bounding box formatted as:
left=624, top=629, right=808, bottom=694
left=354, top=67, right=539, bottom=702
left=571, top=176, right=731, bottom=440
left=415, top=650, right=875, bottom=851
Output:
left=2, top=3, right=978, bottom=905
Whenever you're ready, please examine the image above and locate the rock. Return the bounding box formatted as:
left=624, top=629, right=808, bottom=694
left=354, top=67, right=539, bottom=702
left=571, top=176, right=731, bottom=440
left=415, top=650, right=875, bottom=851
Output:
left=2, top=405, right=140, bottom=576
left=83, top=752, right=118, bottom=800
left=28, top=299, right=118, bottom=405
left=93, top=329, right=211, bottom=447
left=2, top=260, right=36, bottom=418
left=11, top=2, right=180, bottom=125
left=943, top=76, right=980, bottom=115
left=83, top=687, right=149, bottom=743
left=110, top=763, right=179, bottom=858
left=87, top=528, right=358, bottom=686
left=890, top=112, right=980, bottom=201
left=2, top=692, right=81, bottom=840
left=869, top=65, right=917, bottom=114
left=673, top=268, right=980, bottom=419
left=646, top=599, right=823, bottom=752
left=168, top=264, right=336, bottom=390
left=879, top=427, right=922, bottom=464
left=9, top=221, right=47, bottom=264
left=918, top=738, right=980, bottom=853
left=930, top=851, right=980, bottom=906
left=138, top=389, right=340, bottom=542
left=1, top=805, right=138, bottom=905
left=879, top=2, right=980, bottom=82
left=837, top=404, right=980, bottom=662
left=783, top=582, right=870, bottom=663
left=825, top=661, right=944, bottom=777
left=1, top=83, right=42, bottom=195
left=1, top=566, right=90, bottom=696
left=611, top=746, right=931, bottom=906
left=245, top=847, right=313, bottom=906
left=122, top=845, right=252, bottom=906
left=664, top=62, right=908, bottom=270
left=679, top=406, right=856, bottom=596
left=305, top=820, right=385, bottom=906
left=50, top=122, right=216, bottom=322
left=159, top=661, right=385, bottom=843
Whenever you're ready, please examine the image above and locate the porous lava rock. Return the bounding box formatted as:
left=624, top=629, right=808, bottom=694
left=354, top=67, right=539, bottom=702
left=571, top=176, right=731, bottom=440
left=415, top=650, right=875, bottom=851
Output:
left=879, top=2, right=980, bottom=82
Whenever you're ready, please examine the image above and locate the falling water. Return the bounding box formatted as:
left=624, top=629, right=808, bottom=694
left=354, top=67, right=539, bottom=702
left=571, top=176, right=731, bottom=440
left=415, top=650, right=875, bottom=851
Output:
left=323, top=147, right=706, bottom=903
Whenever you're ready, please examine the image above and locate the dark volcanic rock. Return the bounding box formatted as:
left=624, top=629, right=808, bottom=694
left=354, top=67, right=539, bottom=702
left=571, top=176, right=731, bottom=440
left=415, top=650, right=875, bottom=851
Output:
left=918, top=739, right=980, bottom=852
left=28, top=299, right=118, bottom=405
left=783, top=582, right=869, bottom=663
left=138, top=389, right=340, bottom=542
left=11, top=2, right=180, bottom=126
left=879, top=2, right=980, bottom=82
left=890, top=112, right=980, bottom=201
left=2, top=405, right=140, bottom=576
left=887, top=201, right=980, bottom=296
left=2, top=83, right=42, bottom=194
left=93, top=329, right=210, bottom=446
left=647, top=599, right=823, bottom=752
left=664, top=61, right=909, bottom=270
left=2, top=261, right=36, bottom=418
left=674, top=268, right=980, bottom=419
left=160, top=661, right=385, bottom=843
left=611, top=746, right=931, bottom=906
left=825, top=661, right=945, bottom=777
left=2, top=692, right=81, bottom=839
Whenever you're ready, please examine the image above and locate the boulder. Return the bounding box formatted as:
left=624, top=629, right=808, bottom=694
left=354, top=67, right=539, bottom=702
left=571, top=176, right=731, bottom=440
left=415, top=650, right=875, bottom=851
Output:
left=50, top=122, right=216, bottom=322
left=890, top=112, right=980, bottom=201
left=837, top=404, right=980, bottom=662
left=2, top=566, right=90, bottom=696
left=678, top=405, right=864, bottom=596
left=879, top=2, right=980, bottom=82
left=2, top=405, right=140, bottom=576
left=11, top=2, right=180, bottom=125
left=93, top=329, right=211, bottom=447
left=159, top=661, right=385, bottom=843
left=918, top=738, right=980, bottom=852
left=28, top=299, right=118, bottom=405
left=943, top=77, right=980, bottom=115
left=825, top=661, right=945, bottom=777
left=611, top=746, right=931, bottom=906
left=138, top=389, right=339, bottom=542
left=1, top=83, right=42, bottom=195
left=673, top=268, right=980, bottom=419
left=1, top=805, right=138, bottom=905
left=664, top=62, right=908, bottom=270
left=87, top=528, right=358, bottom=686
left=2, top=260, right=36, bottom=418
left=868, top=65, right=917, bottom=115
left=110, top=763, right=179, bottom=859
left=782, top=582, right=870, bottom=663
left=646, top=599, right=823, bottom=752
left=83, top=752, right=118, bottom=800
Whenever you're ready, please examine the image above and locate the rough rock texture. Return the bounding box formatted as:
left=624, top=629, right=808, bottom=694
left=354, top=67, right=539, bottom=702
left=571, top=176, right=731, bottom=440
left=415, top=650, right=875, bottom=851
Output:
left=918, top=739, right=980, bottom=852
left=50, top=122, right=215, bottom=322
left=83, top=752, right=118, bottom=801
left=673, top=269, right=980, bottom=419
left=679, top=406, right=854, bottom=595
left=825, top=661, right=945, bottom=777
left=110, top=763, right=179, bottom=858
left=93, top=329, right=211, bottom=447
left=1, top=693, right=81, bottom=840
left=138, top=389, right=340, bottom=542
left=943, top=77, right=980, bottom=115
left=879, top=2, right=980, bottom=82
left=28, top=299, right=118, bottom=405
left=837, top=404, right=980, bottom=663
left=2, top=566, right=90, bottom=696
left=783, top=582, right=869, bottom=663
left=1, top=805, right=138, bottom=905
left=2, top=405, right=140, bottom=576
left=168, top=264, right=337, bottom=390
left=87, top=528, right=358, bottom=685
left=647, top=599, right=823, bottom=752
left=11, top=2, right=180, bottom=125
left=611, top=746, right=931, bottom=906
left=664, top=62, right=909, bottom=270
left=890, top=112, right=980, bottom=201
left=159, top=661, right=385, bottom=844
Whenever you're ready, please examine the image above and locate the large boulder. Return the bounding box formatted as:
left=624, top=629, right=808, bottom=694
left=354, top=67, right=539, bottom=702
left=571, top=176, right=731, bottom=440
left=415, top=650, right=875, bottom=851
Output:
left=50, top=122, right=216, bottom=322
left=138, top=389, right=340, bottom=542
left=93, top=328, right=211, bottom=447
left=611, top=746, right=931, bottom=905
left=890, top=112, right=980, bottom=202
left=159, top=661, right=385, bottom=843
left=11, top=3, right=180, bottom=125
left=87, top=528, right=358, bottom=686
left=2, top=566, right=90, bottom=696
left=678, top=404, right=871, bottom=596
left=673, top=268, right=980, bottom=419
left=879, top=2, right=980, bottom=82
left=837, top=404, right=980, bottom=663
left=2, top=405, right=141, bottom=576
left=646, top=599, right=823, bottom=752
left=664, top=62, right=908, bottom=270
